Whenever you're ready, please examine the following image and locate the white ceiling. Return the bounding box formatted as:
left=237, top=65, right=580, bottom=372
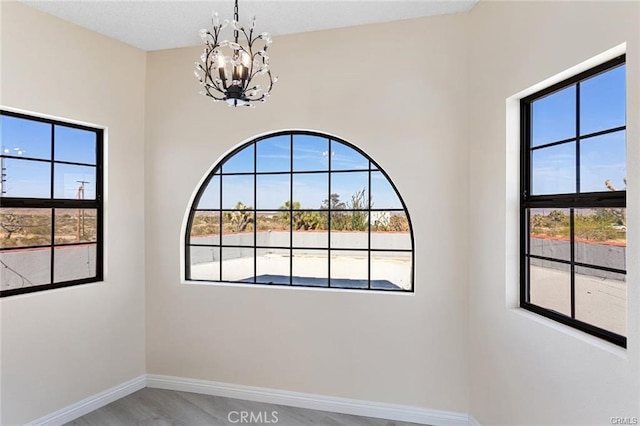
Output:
left=21, top=0, right=477, bottom=51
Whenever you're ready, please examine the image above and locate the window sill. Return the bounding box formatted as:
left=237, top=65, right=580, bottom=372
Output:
left=181, top=279, right=415, bottom=296
left=510, top=307, right=627, bottom=358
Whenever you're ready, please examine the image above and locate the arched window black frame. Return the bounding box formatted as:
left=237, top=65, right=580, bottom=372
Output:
left=185, top=131, right=414, bottom=292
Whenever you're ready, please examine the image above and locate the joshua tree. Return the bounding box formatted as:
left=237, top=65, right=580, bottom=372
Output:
left=604, top=177, right=626, bottom=227
left=224, top=202, right=253, bottom=232
left=0, top=214, right=22, bottom=239
left=279, top=201, right=325, bottom=230
left=604, top=177, right=626, bottom=192
left=321, top=193, right=345, bottom=210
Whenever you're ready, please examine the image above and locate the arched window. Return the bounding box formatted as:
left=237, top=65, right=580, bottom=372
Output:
left=185, top=131, right=414, bottom=292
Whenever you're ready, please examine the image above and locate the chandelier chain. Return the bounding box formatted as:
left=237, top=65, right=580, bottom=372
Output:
left=233, top=0, right=239, bottom=44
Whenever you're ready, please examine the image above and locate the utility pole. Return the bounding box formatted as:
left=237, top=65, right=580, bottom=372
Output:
left=76, top=180, right=89, bottom=241
left=0, top=156, right=6, bottom=196
left=1, top=147, right=26, bottom=196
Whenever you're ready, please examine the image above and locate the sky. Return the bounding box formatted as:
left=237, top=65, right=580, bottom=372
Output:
left=531, top=64, right=626, bottom=195
left=197, top=134, right=405, bottom=210
left=0, top=115, right=97, bottom=199
left=1, top=64, right=626, bottom=203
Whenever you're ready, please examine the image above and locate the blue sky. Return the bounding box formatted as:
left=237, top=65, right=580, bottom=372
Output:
left=2, top=64, right=625, bottom=203
left=197, top=134, right=404, bottom=210
left=1, top=115, right=97, bottom=199
left=532, top=64, right=626, bottom=195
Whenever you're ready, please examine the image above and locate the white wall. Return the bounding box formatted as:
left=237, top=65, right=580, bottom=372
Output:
left=4, top=2, right=637, bottom=425
left=145, top=14, right=470, bottom=413
left=468, top=1, right=640, bottom=424
left=0, top=3, right=147, bottom=425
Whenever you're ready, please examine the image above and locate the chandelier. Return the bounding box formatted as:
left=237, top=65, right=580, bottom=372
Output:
left=195, top=0, right=277, bottom=107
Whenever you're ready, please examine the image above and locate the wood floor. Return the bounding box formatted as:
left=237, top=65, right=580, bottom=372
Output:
left=65, top=388, right=425, bottom=426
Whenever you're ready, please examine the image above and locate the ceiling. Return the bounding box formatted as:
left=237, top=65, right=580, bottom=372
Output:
left=21, top=0, right=477, bottom=51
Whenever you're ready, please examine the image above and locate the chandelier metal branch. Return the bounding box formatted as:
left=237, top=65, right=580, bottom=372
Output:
left=195, top=0, right=277, bottom=107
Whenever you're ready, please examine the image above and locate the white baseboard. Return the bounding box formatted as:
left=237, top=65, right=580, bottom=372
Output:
left=25, top=375, right=146, bottom=426
left=147, top=374, right=472, bottom=426
left=23, top=374, right=476, bottom=426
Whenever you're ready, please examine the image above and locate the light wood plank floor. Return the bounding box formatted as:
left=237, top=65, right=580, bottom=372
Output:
left=65, top=388, right=426, bottom=426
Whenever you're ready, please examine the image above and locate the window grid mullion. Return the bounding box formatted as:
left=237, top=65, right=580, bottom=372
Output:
left=575, top=81, right=581, bottom=194
left=253, top=142, right=258, bottom=285
left=327, top=138, right=332, bottom=288
left=289, top=135, right=293, bottom=286
left=570, top=82, right=580, bottom=319
left=50, top=123, right=55, bottom=285
left=219, top=174, right=223, bottom=281
left=569, top=208, right=576, bottom=319
left=367, top=161, right=372, bottom=289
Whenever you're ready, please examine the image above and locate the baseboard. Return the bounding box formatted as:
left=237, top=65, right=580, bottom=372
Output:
left=25, top=375, right=146, bottom=426
left=147, top=374, right=472, bottom=426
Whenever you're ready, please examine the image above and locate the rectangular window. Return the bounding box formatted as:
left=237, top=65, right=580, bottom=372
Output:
left=520, top=56, right=626, bottom=347
left=0, top=110, right=103, bottom=297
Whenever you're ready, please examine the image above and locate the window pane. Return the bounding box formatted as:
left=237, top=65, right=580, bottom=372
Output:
left=0, top=208, right=51, bottom=248
left=54, top=125, right=96, bottom=165
left=575, top=266, right=625, bottom=336
left=574, top=208, right=626, bottom=270
left=190, top=211, right=220, bottom=245
left=0, top=247, right=51, bottom=290
left=371, top=212, right=411, bottom=250
left=531, top=142, right=576, bottom=195
left=528, top=260, right=571, bottom=316
left=292, top=249, right=328, bottom=287
left=221, top=175, right=253, bottom=209
left=371, top=251, right=411, bottom=290
left=330, top=250, right=368, bottom=289
left=256, top=211, right=289, bottom=247
left=189, top=246, right=220, bottom=281
left=221, top=247, right=254, bottom=282
left=532, top=85, right=576, bottom=147
left=196, top=174, right=220, bottom=210
left=370, top=171, right=402, bottom=209
left=1, top=158, right=51, bottom=198
left=331, top=212, right=368, bottom=249
left=292, top=211, right=327, bottom=247
left=222, top=144, right=254, bottom=173
left=331, top=172, right=369, bottom=210
left=1, top=115, right=51, bottom=161
left=256, top=174, right=290, bottom=210
left=256, top=135, right=290, bottom=172
left=293, top=134, right=328, bottom=172
left=54, top=208, right=97, bottom=244
left=292, top=173, right=327, bottom=210
left=54, top=163, right=96, bottom=199
left=580, top=65, right=625, bottom=135
left=331, top=141, right=369, bottom=171
left=222, top=210, right=254, bottom=246
left=579, top=131, right=625, bottom=193
left=53, top=243, right=96, bottom=283
left=528, top=208, right=570, bottom=262
left=256, top=248, right=291, bottom=284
